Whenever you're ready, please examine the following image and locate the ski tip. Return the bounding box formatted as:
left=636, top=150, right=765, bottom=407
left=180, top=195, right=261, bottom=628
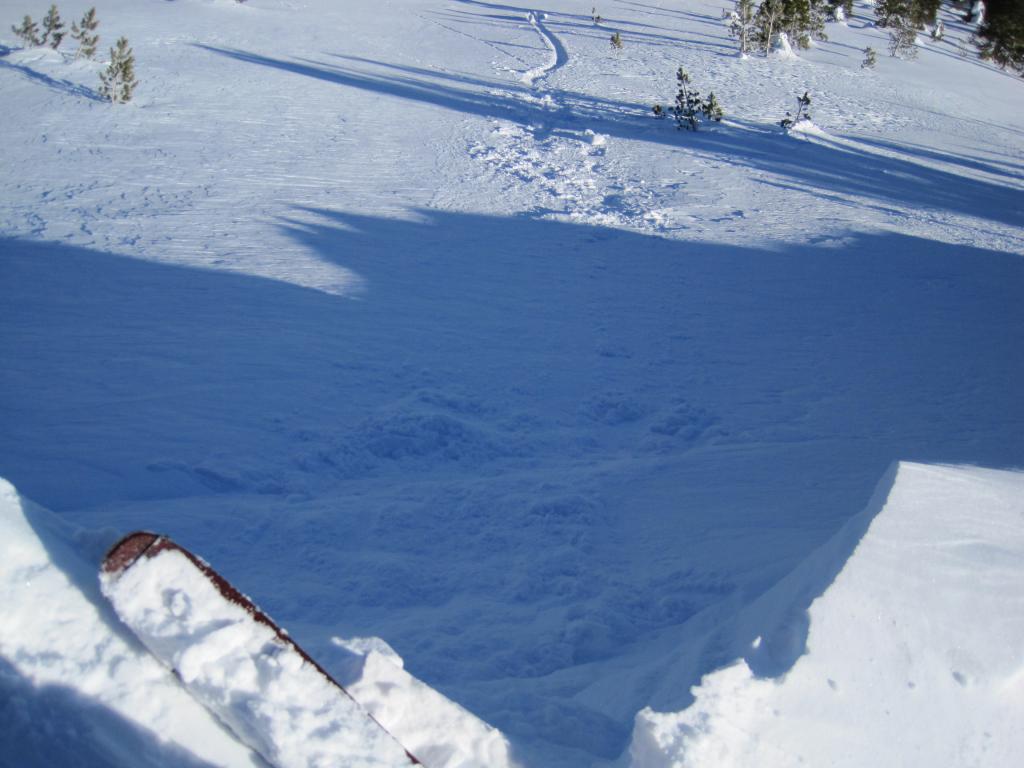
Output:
left=102, top=530, right=163, bottom=574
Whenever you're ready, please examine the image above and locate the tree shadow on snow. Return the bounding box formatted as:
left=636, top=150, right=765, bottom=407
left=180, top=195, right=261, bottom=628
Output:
left=2, top=219, right=1023, bottom=764
left=0, top=57, right=102, bottom=101
left=196, top=44, right=1023, bottom=230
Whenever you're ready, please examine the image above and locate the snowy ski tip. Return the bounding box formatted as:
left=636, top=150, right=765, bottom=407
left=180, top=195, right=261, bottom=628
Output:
left=101, top=530, right=162, bottom=574
left=99, top=531, right=422, bottom=767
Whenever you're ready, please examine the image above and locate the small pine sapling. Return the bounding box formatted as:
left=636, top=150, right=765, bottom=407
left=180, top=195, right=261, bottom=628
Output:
left=888, top=16, right=918, bottom=58
left=780, top=90, right=811, bottom=130
left=11, top=15, right=42, bottom=46
left=861, top=45, right=877, bottom=68
left=672, top=67, right=702, bottom=131
left=610, top=31, right=623, bottom=50
left=930, top=19, right=944, bottom=41
left=727, top=0, right=757, bottom=56
left=41, top=4, right=64, bottom=49
left=652, top=103, right=666, bottom=118
left=71, top=7, right=100, bottom=59
left=702, top=92, right=724, bottom=122
left=99, top=37, right=139, bottom=104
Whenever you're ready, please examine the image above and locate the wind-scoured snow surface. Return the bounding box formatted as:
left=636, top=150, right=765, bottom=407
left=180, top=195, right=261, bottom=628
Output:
left=1, top=0, right=1022, bottom=765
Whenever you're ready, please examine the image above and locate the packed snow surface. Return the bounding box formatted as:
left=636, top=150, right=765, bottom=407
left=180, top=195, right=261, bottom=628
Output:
left=1, top=0, right=1023, bottom=765
left=630, top=462, right=1024, bottom=767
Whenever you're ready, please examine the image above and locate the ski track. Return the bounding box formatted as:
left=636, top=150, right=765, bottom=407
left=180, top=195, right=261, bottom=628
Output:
left=521, top=11, right=568, bottom=88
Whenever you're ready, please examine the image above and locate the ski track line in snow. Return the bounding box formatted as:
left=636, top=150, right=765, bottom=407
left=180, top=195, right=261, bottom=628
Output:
left=521, top=12, right=568, bottom=88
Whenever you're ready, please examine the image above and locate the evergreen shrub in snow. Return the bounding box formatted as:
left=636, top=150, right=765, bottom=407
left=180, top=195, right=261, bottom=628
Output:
left=610, top=31, right=623, bottom=50
left=99, top=36, right=138, bottom=103
left=673, top=67, right=702, bottom=130
left=660, top=68, right=724, bottom=130
left=780, top=90, right=812, bottom=130
left=70, top=7, right=100, bottom=59
left=862, top=45, right=878, bottom=68
left=11, top=15, right=42, bottom=46
left=888, top=15, right=919, bottom=58
left=41, top=4, right=64, bottom=48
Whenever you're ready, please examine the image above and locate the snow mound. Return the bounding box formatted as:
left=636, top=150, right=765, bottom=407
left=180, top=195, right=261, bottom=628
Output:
left=629, top=462, right=1024, bottom=768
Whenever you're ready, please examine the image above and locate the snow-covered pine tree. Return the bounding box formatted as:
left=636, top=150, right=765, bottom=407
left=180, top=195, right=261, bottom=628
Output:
left=888, top=13, right=919, bottom=58
left=975, top=0, right=1023, bottom=74
left=728, top=0, right=758, bottom=56
left=931, top=18, right=945, bottom=40
left=672, top=67, right=702, bottom=131
left=11, top=15, right=42, bottom=46
left=41, top=4, right=64, bottom=49
left=99, top=36, right=139, bottom=104
left=828, top=0, right=854, bottom=21
left=754, top=0, right=786, bottom=52
left=71, top=7, right=100, bottom=59
left=862, top=45, right=878, bottom=67
left=807, top=0, right=830, bottom=42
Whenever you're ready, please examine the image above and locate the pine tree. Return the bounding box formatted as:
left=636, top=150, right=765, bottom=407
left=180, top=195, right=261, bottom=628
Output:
left=875, top=0, right=904, bottom=27
left=888, top=14, right=919, bottom=58
left=780, top=90, right=811, bottom=130
left=610, top=31, right=623, bottom=50
left=975, top=0, right=1024, bottom=74
left=702, top=92, right=724, bottom=121
left=862, top=45, right=878, bottom=68
left=672, top=67, right=702, bottom=131
left=908, top=0, right=941, bottom=28
left=728, top=0, right=758, bottom=56
left=99, top=37, right=139, bottom=104
left=755, top=0, right=786, bottom=52
left=71, top=7, right=100, bottom=60
left=931, top=18, right=945, bottom=40
left=41, top=4, right=64, bottom=49
left=11, top=15, right=42, bottom=47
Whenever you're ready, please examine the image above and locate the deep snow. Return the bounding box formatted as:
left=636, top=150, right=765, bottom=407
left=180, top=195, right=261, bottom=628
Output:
left=1, top=0, right=1022, bottom=765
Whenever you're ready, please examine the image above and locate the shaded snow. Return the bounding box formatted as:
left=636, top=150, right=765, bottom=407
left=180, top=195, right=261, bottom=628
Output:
left=1, top=0, right=1022, bottom=765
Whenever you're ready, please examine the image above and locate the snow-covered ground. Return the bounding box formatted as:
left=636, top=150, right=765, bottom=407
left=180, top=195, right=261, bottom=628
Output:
left=1, top=0, right=1022, bottom=765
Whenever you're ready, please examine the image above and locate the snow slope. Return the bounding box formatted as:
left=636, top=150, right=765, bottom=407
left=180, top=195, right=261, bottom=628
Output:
left=630, top=462, right=1024, bottom=767
left=1, top=0, right=1023, bottom=765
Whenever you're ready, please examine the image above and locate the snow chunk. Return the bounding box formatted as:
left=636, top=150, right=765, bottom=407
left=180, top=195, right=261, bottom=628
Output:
left=338, top=641, right=521, bottom=768
left=629, top=462, right=1024, bottom=767
left=769, top=32, right=796, bottom=59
